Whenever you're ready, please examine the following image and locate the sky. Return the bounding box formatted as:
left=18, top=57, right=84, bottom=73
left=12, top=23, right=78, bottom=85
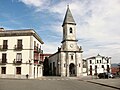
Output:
left=0, top=0, right=120, bottom=64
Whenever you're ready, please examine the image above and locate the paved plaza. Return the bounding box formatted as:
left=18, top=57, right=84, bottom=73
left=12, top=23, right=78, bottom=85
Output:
left=0, top=77, right=119, bottom=90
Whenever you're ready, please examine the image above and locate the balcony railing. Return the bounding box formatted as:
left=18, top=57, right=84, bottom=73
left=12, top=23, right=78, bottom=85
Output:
left=34, top=46, right=43, bottom=53
left=0, top=59, right=7, bottom=65
left=13, top=59, right=22, bottom=64
left=34, top=60, right=43, bottom=66
left=34, top=60, right=38, bottom=64
left=14, top=45, right=23, bottom=50
left=0, top=45, right=8, bottom=51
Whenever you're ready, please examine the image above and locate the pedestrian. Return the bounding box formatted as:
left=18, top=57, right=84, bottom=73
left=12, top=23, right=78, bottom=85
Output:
left=26, top=74, right=29, bottom=79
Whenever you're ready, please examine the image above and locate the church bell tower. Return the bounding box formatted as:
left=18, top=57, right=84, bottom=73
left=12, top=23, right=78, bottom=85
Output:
left=61, top=6, right=80, bottom=52
left=60, top=6, right=83, bottom=77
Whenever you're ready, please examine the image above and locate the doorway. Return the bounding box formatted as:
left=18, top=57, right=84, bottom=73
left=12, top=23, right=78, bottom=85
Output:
left=69, top=63, right=76, bottom=76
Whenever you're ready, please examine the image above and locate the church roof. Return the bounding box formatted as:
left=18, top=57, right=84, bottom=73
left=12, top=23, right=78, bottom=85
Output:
left=62, top=5, right=76, bottom=26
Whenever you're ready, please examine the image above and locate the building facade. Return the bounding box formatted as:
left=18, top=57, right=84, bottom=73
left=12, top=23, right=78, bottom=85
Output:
left=111, top=64, right=120, bottom=75
left=40, top=54, right=52, bottom=62
left=0, top=28, right=44, bottom=79
left=49, top=6, right=83, bottom=77
left=86, top=54, right=111, bottom=75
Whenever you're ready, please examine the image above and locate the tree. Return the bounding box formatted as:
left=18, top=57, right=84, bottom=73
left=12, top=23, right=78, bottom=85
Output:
left=43, top=57, right=49, bottom=76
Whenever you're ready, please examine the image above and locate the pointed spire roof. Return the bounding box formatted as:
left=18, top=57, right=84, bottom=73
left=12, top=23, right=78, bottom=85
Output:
left=62, top=5, right=76, bottom=26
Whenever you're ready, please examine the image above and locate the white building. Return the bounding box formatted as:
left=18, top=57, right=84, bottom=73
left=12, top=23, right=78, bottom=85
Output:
left=86, top=54, right=111, bottom=75
left=49, top=6, right=83, bottom=77
left=0, top=28, right=44, bottom=79
left=82, top=59, right=87, bottom=76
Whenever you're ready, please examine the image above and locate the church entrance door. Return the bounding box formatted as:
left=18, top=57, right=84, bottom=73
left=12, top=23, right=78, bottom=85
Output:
left=69, top=63, right=76, bottom=76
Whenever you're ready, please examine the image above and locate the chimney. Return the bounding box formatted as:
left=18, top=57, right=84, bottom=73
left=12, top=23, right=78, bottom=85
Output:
left=0, top=28, right=4, bottom=31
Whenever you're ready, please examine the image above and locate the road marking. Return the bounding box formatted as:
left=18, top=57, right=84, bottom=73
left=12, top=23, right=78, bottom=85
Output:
left=38, top=78, right=70, bottom=80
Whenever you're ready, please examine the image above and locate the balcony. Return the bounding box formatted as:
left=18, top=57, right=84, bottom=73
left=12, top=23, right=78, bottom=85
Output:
left=0, top=45, right=8, bottom=51
left=13, top=59, right=22, bottom=65
left=34, top=46, right=38, bottom=53
left=14, top=45, right=23, bottom=51
left=34, top=60, right=43, bottom=66
left=39, top=49, right=43, bottom=54
left=34, top=46, right=43, bottom=53
left=34, top=60, right=38, bottom=64
left=0, top=59, right=7, bottom=65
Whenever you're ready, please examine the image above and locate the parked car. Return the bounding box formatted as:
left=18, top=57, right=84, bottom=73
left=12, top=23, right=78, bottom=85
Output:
left=98, top=73, right=114, bottom=79
left=98, top=73, right=107, bottom=79
left=108, top=73, right=114, bottom=78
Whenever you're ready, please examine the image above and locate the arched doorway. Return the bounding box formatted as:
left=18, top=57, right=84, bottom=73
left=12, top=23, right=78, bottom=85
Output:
left=69, top=63, right=76, bottom=76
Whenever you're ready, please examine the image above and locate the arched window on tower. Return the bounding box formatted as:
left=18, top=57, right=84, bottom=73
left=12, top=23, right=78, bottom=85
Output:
left=69, top=27, right=72, bottom=33
left=71, top=55, right=73, bottom=60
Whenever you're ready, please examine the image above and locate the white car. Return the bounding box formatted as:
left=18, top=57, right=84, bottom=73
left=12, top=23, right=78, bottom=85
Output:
left=108, top=73, right=114, bottom=78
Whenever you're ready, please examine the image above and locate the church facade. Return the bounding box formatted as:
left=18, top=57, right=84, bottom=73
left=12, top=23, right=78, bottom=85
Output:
left=49, top=6, right=83, bottom=77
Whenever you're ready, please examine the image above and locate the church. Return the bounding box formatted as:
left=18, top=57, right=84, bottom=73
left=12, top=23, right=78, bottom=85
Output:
left=49, top=6, right=83, bottom=77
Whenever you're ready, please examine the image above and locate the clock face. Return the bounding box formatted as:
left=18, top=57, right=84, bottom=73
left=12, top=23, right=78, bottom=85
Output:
left=70, top=44, right=73, bottom=48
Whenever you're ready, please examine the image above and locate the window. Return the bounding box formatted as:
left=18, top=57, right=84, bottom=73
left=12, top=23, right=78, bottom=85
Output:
left=90, top=60, right=92, bottom=64
left=95, top=65, right=97, bottom=75
left=102, top=65, right=104, bottom=68
left=90, top=65, right=92, bottom=75
left=90, top=65, right=92, bottom=71
left=36, top=43, right=39, bottom=50
left=3, top=40, right=8, bottom=49
left=34, top=67, right=35, bottom=76
left=34, top=41, right=36, bottom=49
left=69, top=27, right=72, bottom=33
left=64, top=64, right=66, bottom=67
left=1, top=67, right=6, bottom=74
left=97, top=60, right=98, bottom=63
left=95, top=65, right=97, bottom=69
left=107, top=65, right=110, bottom=72
left=100, top=60, right=101, bottom=63
left=37, top=67, right=38, bottom=76
left=16, top=53, right=22, bottom=61
left=2, top=53, right=7, bottom=63
left=16, top=67, right=21, bottom=74
left=18, top=39, right=22, bottom=45
left=79, top=64, right=80, bottom=67
left=71, top=55, right=73, bottom=60
left=107, top=60, right=109, bottom=63
left=17, top=39, right=22, bottom=49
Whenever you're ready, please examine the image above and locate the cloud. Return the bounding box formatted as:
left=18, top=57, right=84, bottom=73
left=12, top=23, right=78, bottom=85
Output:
left=18, top=0, right=120, bottom=63
left=42, top=41, right=60, bottom=54
left=18, top=0, right=50, bottom=10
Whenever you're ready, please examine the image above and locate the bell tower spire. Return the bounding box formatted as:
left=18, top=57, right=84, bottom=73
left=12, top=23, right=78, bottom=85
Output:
left=61, top=6, right=79, bottom=52
left=62, top=6, right=77, bottom=43
left=62, top=5, right=76, bottom=27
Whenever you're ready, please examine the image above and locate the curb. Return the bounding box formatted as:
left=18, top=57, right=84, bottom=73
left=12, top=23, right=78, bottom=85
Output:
left=86, top=81, right=120, bottom=90
left=0, top=78, right=35, bottom=80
